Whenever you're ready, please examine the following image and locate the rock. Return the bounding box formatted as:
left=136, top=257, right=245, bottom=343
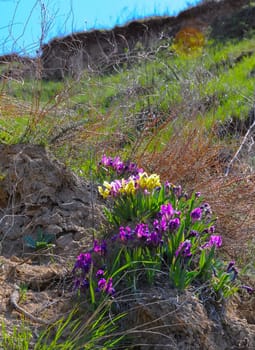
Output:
left=56, top=233, right=78, bottom=250
left=0, top=215, right=25, bottom=240
left=46, top=225, right=63, bottom=235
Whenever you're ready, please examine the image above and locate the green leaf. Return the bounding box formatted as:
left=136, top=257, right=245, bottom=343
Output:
left=199, top=249, right=206, bottom=269
left=24, top=236, right=36, bottom=248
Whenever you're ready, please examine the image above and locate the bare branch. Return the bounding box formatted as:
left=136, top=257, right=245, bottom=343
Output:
left=225, top=101, right=255, bottom=176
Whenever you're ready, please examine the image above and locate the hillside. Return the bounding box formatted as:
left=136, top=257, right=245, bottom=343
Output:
left=0, top=0, right=255, bottom=349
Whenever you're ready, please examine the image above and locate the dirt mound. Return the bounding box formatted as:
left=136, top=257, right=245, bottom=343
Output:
left=0, top=144, right=102, bottom=258
left=0, top=144, right=104, bottom=341
left=123, top=286, right=255, bottom=349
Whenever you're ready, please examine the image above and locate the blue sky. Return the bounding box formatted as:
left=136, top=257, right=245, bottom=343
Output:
left=0, top=0, right=200, bottom=56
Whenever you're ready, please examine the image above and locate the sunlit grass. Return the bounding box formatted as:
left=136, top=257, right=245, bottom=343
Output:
left=3, top=33, right=255, bottom=150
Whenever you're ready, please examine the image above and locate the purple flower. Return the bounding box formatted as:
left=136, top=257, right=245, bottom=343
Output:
left=175, top=240, right=192, bottom=258
left=126, top=161, right=143, bottom=175
left=100, top=155, right=142, bottom=177
left=164, top=181, right=171, bottom=191
left=188, top=230, right=199, bottom=238
left=195, top=192, right=201, bottom=198
left=209, top=226, right=216, bottom=233
left=126, top=161, right=135, bottom=171
left=225, top=260, right=238, bottom=280
left=202, top=235, right=222, bottom=249
left=74, top=277, right=90, bottom=291
left=191, top=207, right=202, bottom=222
left=160, top=203, right=174, bottom=219
left=201, top=203, right=212, bottom=215
left=169, top=218, right=180, bottom=231
left=96, top=269, right=105, bottom=278
left=119, top=226, right=133, bottom=242
left=80, top=279, right=90, bottom=289
left=101, top=155, right=112, bottom=167
left=209, top=235, right=222, bottom=248
left=112, top=156, right=124, bottom=173
left=241, top=285, right=254, bottom=294
left=98, top=278, right=107, bottom=290
left=203, top=226, right=215, bottom=234
left=173, top=185, right=182, bottom=198
left=110, top=180, right=122, bottom=196
left=135, top=223, right=150, bottom=239
left=153, top=219, right=160, bottom=231
left=73, top=253, right=92, bottom=273
left=159, top=217, right=168, bottom=232
left=105, top=278, right=115, bottom=295
left=230, top=267, right=238, bottom=281
left=226, top=260, right=235, bottom=273
left=147, top=231, right=162, bottom=247
left=93, top=240, right=107, bottom=256
left=98, top=277, right=115, bottom=295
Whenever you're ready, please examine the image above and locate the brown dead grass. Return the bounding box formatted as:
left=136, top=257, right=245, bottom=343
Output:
left=136, top=123, right=255, bottom=275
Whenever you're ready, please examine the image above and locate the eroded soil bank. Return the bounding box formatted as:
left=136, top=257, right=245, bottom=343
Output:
left=0, top=144, right=254, bottom=349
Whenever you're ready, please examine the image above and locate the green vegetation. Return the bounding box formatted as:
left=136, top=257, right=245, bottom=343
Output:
left=1, top=304, right=126, bottom=349
left=2, top=33, right=255, bottom=162
left=24, top=228, right=55, bottom=250
left=1, top=322, right=32, bottom=350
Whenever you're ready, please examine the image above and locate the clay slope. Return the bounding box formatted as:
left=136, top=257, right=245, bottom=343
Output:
left=0, top=0, right=252, bottom=80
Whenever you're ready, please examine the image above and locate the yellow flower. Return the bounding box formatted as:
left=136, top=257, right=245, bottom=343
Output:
left=146, top=174, right=161, bottom=190
left=123, top=179, right=136, bottom=195
left=137, top=172, right=148, bottom=189
left=98, top=171, right=161, bottom=199
left=118, top=179, right=127, bottom=194
left=98, top=186, right=110, bottom=199
left=137, top=172, right=161, bottom=190
left=103, top=181, right=112, bottom=190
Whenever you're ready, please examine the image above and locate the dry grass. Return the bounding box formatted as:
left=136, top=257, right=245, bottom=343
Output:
left=136, top=120, right=255, bottom=276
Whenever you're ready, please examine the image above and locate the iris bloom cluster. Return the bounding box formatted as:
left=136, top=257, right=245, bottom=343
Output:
left=73, top=252, right=92, bottom=291
left=98, top=172, right=161, bottom=199
left=99, top=155, right=143, bottom=176
left=154, top=203, right=181, bottom=232
left=97, top=277, right=115, bottom=295
left=118, top=223, right=163, bottom=247
left=73, top=240, right=115, bottom=297
left=73, top=201, right=223, bottom=298
left=175, top=240, right=192, bottom=258
left=116, top=199, right=222, bottom=249
left=74, top=157, right=254, bottom=303
left=73, top=200, right=223, bottom=299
